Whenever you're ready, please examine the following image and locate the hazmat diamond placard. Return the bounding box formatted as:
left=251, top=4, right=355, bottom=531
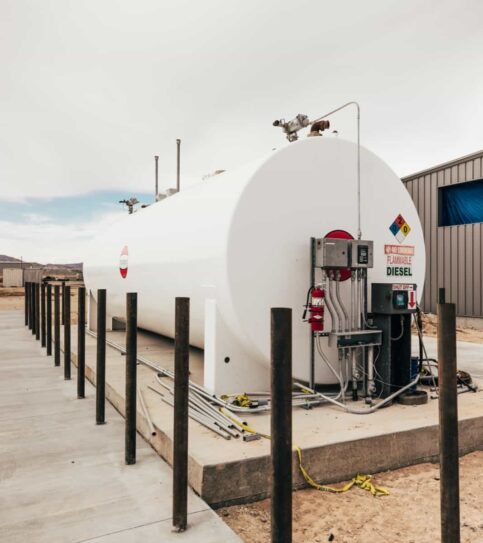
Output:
left=389, top=215, right=411, bottom=243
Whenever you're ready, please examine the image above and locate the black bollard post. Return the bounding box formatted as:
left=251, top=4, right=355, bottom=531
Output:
left=31, top=282, right=36, bottom=334
left=96, top=289, right=106, bottom=425
left=46, top=284, right=52, bottom=356
left=35, top=282, right=40, bottom=340
left=24, top=281, right=29, bottom=326
left=437, top=302, right=460, bottom=543
left=54, top=285, right=61, bottom=366
left=28, top=282, right=33, bottom=330
left=77, top=287, right=86, bottom=398
left=271, top=307, right=293, bottom=543
left=61, top=281, right=66, bottom=325
left=172, top=297, right=190, bottom=532
left=41, top=283, right=46, bottom=347
left=125, top=293, right=137, bottom=465
left=64, top=285, right=71, bottom=380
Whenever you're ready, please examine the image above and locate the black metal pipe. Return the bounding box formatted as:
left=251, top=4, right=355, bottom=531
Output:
left=54, top=285, right=61, bottom=366
left=437, top=302, right=460, bottom=543
left=96, top=289, right=106, bottom=425
left=172, top=297, right=190, bottom=532
left=29, top=282, right=34, bottom=330
left=125, top=293, right=138, bottom=465
left=24, top=281, right=29, bottom=326
left=31, top=282, right=36, bottom=334
left=438, top=287, right=446, bottom=304
left=61, top=281, right=66, bottom=325
left=64, top=285, right=71, bottom=380
left=35, top=282, right=40, bottom=340
left=77, top=287, right=86, bottom=398
left=46, top=284, right=52, bottom=356
left=271, top=307, right=293, bottom=543
left=41, top=283, right=46, bottom=347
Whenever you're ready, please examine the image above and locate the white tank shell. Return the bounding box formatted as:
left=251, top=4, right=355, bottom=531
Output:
left=83, top=137, right=425, bottom=384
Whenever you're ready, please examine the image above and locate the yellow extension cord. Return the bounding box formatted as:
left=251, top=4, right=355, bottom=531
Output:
left=219, top=407, right=389, bottom=497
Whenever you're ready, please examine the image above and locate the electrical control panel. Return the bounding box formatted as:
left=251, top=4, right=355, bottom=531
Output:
left=349, top=240, right=374, bottom=268
left=371, top=283, right=417, bottom=314
left=316, top=238, right=374, bottom=269
left=315, top=238, right=349, bottom=268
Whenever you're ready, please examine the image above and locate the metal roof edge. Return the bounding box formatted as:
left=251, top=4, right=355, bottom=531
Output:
left=401, top=149, right=483, bottom=182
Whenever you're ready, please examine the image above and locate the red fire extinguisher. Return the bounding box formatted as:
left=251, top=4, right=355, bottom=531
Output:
left=303, top=286, right=325, bottom=333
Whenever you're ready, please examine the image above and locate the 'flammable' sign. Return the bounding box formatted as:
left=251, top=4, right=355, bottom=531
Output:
left=385, top=244, right=414, bottom=277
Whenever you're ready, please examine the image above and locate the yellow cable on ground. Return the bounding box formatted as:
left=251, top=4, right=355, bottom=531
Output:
left=295, top=446, right=389, bottom=497
left=220, top=399, right=389, bottom=497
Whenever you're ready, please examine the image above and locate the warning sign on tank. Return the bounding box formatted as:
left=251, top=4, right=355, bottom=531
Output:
left=385, top=244, right=414, bottom=277
left=389, top=214, right=411, bottom=243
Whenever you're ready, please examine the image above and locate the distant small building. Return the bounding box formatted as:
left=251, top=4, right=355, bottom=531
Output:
left=402, top=149, right=483, bottom=319
left=3, top=268, right=24, bottom=287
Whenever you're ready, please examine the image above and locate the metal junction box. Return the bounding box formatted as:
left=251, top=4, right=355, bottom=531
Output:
left=349, top=240, right=374, bottom=269
left=315, top=238, right=350, bottom=268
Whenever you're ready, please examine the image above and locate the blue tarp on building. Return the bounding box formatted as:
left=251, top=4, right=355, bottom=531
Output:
left=440, top=179, right=483, bottom=226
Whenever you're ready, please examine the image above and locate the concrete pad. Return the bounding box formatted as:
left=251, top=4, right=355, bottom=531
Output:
left=40, top=311, right=483, bottom=506
left=0, top=311, right=241, bottom=543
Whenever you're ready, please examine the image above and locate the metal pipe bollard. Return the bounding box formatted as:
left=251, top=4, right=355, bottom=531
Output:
left=54, top=285, right=61, bottom=366
left=96, top=289, right=107, bottom=425
left=125, top=293, right=137, bottom=465
left=41, top=283, right=46, bottom=347
left=437, top=302, right=460, bottom=543
left=61, top=281, right=66, bottom=325
left=35, top=282, right=40, bottom=340
left=29, top=282, right=34, bottom=330
left=25, top=281, right=29, bottom=326
left=172, top=297, right=190, bottom=532
left=31, top=282, right=36, bottom=334
left=64, top=285, right=71, bottom=380
left=271, top=307, right=293, bottom=543
left=46, top=284, right=52, bottom=356
left=77, top=287, right=86, bottom=398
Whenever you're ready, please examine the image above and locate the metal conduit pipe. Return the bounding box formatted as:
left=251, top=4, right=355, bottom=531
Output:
left=328, top=276, right=343, bottom=332
left=365, top=346, right=375, bottom=404
left=335, top=272, right=349, bottom=332
left=323, top=273, right=337, bottom=333
left=350, top=275, right=356, bottom=330
left=356, top=270, right=362, bottom=329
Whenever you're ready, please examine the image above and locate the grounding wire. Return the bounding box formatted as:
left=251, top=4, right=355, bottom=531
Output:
left=390, top=315, right=405, bottom=341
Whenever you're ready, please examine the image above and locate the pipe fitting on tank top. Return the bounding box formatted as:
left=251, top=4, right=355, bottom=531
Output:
left=308, top=119, right=330, bottom=137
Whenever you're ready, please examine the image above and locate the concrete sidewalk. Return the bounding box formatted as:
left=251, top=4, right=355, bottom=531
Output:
left=0, top=310, right=241, bottom=543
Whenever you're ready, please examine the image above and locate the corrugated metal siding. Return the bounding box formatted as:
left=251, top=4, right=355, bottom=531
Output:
left=3, top=268, right=24, bottom=287
left=402, top=150, right=483, bottom=317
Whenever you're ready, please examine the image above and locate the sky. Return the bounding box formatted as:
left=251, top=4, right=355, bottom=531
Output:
left=1, top=0, right=482, bottom=262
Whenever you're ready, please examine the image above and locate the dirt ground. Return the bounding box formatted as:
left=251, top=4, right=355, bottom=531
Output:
left=218, top=451, right=483, bottom=543
left=417, top=312, right=483, bottom=344
left=0, top=286, right=79, bottom=323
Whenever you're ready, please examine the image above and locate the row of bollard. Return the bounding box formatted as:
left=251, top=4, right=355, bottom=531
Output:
left=23, top=281, right=459, bottom=542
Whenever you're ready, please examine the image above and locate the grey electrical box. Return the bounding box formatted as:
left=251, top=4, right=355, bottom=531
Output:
left=371, top=283, right=417, bottom=314
left=349, top=240, right=374, bottom=268
left=315, top=238, right=350, bottom=268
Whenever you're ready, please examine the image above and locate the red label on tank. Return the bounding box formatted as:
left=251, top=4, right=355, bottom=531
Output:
left=119, top=246, right=128, bottom=278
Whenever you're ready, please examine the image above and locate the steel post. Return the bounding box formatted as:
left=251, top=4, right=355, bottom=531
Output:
left=125, top=293, right=137, bottom=465
left=35, top=282, right=40, bottom=340
left=77, top=287, right=86, bottom=398
left=54, top=285, right=61, bottom=366
left=24, top=281, right=29, bottom=326
left=96, top=289, right=106, bottom=425
left=29, top=282, right=34, bottom=330
left=172, top=297, right=190, bottom=532
left=437, top=302, right=460, bottom=543
left=64, top=286, right=71, bottom=380
left=41, top=283, right=46, bottom=347
left=61, top=281, right=66, bottom=325
left=46, top=284, right=52, bottom=356
left=271, top=307, right=293, bottom=543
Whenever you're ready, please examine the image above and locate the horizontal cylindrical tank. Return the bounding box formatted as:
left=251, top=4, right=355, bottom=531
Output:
left=83, top=137, right=425, bottom=384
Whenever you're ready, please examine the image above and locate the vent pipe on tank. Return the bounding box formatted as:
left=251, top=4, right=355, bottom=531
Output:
left=154, top=155, right=159, bottom=201
left=176, top=139, right=181, bottom=192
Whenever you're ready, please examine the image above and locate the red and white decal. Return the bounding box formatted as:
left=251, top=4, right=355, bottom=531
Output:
left=119, top=246, right=128, bottom=278
left=392, top=284, right=416, bottom=307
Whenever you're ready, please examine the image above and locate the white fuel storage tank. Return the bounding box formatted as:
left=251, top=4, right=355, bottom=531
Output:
left=83, top=137, right=425, bottom=391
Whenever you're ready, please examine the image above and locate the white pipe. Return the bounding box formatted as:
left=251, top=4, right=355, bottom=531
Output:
left=365, top=346, right=375, bottom=404
left=311, top=101, right=361, bottom=239
left=329, top=276, right=343, bottom=332
left=323, top=277, right=337, bottom=333
left=335, top=274, right=349, bottom=332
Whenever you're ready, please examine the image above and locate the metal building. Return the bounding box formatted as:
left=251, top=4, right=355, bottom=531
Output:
left=402, top=149, right=483, bottom=318
left=3, top=268, right=24, bottom=287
